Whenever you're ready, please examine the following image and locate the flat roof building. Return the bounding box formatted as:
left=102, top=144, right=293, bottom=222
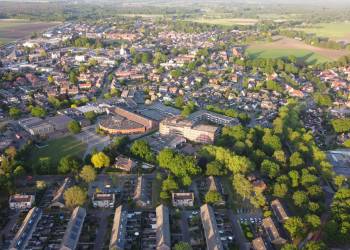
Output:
left=92, top=193, right=115, bottom=208
left=160, top=116, right=219, bottom=144
left=156, top=205, right=171, bottom=250
left=60, top=207, right=86, bottom=250
left=9, top=207, right=42, bottom=250
left=200, top=204, right=224, bottom=250
left=9, top=194, right=35, bottom=210
left=110, top=205, right=128, bottom=250
left=172, top=192, right=194, bottom=207
left=188, top=110, right=240, bottom=126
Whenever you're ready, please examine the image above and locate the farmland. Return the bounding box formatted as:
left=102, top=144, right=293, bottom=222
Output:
left=188, top=18, right=258, bottom=26
left=0, top=19, right=59, bottom=45
left=295, top=22, right=350, bottom=40
left=246, top=37, right=350, bottom=64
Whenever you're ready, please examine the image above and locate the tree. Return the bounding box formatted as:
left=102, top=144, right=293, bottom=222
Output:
left=130, top=140, right=155, bottom=163
left=289, top=152, right=304, bottom=168
left=173, top=242, right=192, bottom=250
left=31, top=106, right=46, bottom=118
left=292, top=191, right=308, bottom=207
left=80, top=165, right=96, bottom=183
left=289, top=170, right=300, bottom=188
left=331, top=118, right=350, bottom=133
left=233, top=174, right=253, bottom=200
left=64, top=186, right=87, bottom=208
left=305, top=214, right=321, bottom=230
left=205, top=190, right=222, bottom=204
left=5, top=146, right=17, bottom=160
left=281, top=244, right=297, bottom=250
left=91, top=152, right=110, bottom=168
left=261, top=159, right=280, bottom=179
left=47, top=75, right=54, bottom=84
left=285, top=217, right=305, bottom=239
left=9, top=107, right=21, bottom=119
left=175, top=96, right=185, bottom=109
left=13, top=166, right=25, bottom=176
left=302, top=241, right=327, bottom=250
left=68, top=120, right=81, bottom=134
left=205, top=161, right=227, bottom=176
left=273, top=183, right=288, bottom=198
left=36, top=180, right=47, bottom=190
left=333, top=175, right=347, bottom=189
left=84, top=111, right=96, bottom=122
left=58, top=156, right=80, bottom=174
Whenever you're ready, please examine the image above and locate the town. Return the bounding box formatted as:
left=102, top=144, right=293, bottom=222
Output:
left=0, top=1, right=350, bottom=250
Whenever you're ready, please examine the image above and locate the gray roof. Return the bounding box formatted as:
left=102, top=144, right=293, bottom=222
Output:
left=200, top=204, right=224, bottom=250
left=60, top=207, right=86, bottom=250
left=9, top=207, right=42, bottom=250
left=110, top=205, right=128, bottom=250
left=156, top=205, right=171, bottom=250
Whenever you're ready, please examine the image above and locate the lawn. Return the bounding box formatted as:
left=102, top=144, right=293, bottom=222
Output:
left=295, top=22, right=350, bottom=39
left=246, top=47, right=331, bottom=64
left=28, top=136, right=87, bottom=169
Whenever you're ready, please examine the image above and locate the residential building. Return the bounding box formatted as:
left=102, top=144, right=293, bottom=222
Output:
left=115, top=156, right=136, bottom=172
left=172, top=192, right=194, bottom=207
left=9, top=194, right=35, bottom=210
left=9, top=207, right=42, bottom=250
left=262, top=217, right=287, bottom=246
left=60, top=207, right=86, bottom=250
left=200, top=204, right=224, bottom=250
left=156, top=205, right=171, bottom=250
left=50, top=177, right=72, bottom=208
left=110, top=205, right=128, bottom=250
left=271, top=199, right=289, bottom=223
left=92, top=193, right=115, bottom=208
left=252, top=237, right=267, bottom=250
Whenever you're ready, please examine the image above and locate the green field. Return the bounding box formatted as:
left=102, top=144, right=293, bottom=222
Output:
left=28, top=136, right=87, bottom=168
left=246, top=47, right=331, bottom=64
left=296, top=22, right=350, bottom=39
left=188, top=18, right=258, bottom=26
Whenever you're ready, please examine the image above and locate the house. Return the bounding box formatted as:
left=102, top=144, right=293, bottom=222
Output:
left=50, top=177, right=72, bottom=208
left=156, top=205, right=171, bottom=250
left=262, top=217, right=287, bottom=246
left=200, top=204, right=224, bottom=250
left=271, top=199, right=289, bottom=223
left=171, top=192, right=194, bottom=207
left=92, top=193, right=115, bottom=208
left=9, top=207, right=42, bottom=250
left=60, top=207, right=86, bottom=250
left=115, top=156, right=136, bottom=172
left=252, top=237, right=267, bottom=250
left=9, top=194, right=35, bottom=210
left=109, top=205, right=127, bottom=250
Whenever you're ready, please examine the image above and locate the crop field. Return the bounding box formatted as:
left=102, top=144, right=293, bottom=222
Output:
left=0, top=19, right=59, bottom=45
left=246, top=37, right=350, bottom=64
left=295, top=22, right=350, bottom=40
left=188, top=18, right=258, bottom=26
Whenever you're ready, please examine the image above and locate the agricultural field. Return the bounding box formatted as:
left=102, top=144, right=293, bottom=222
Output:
left=188, top=17, right=258, bottom=26
left=246, top=36, right=350, bottom=64
left=295, top=22, right=350, bottom=40
left=0, top=19, right=59, bottom=45
left=27, top=136, right=87, bottom=169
